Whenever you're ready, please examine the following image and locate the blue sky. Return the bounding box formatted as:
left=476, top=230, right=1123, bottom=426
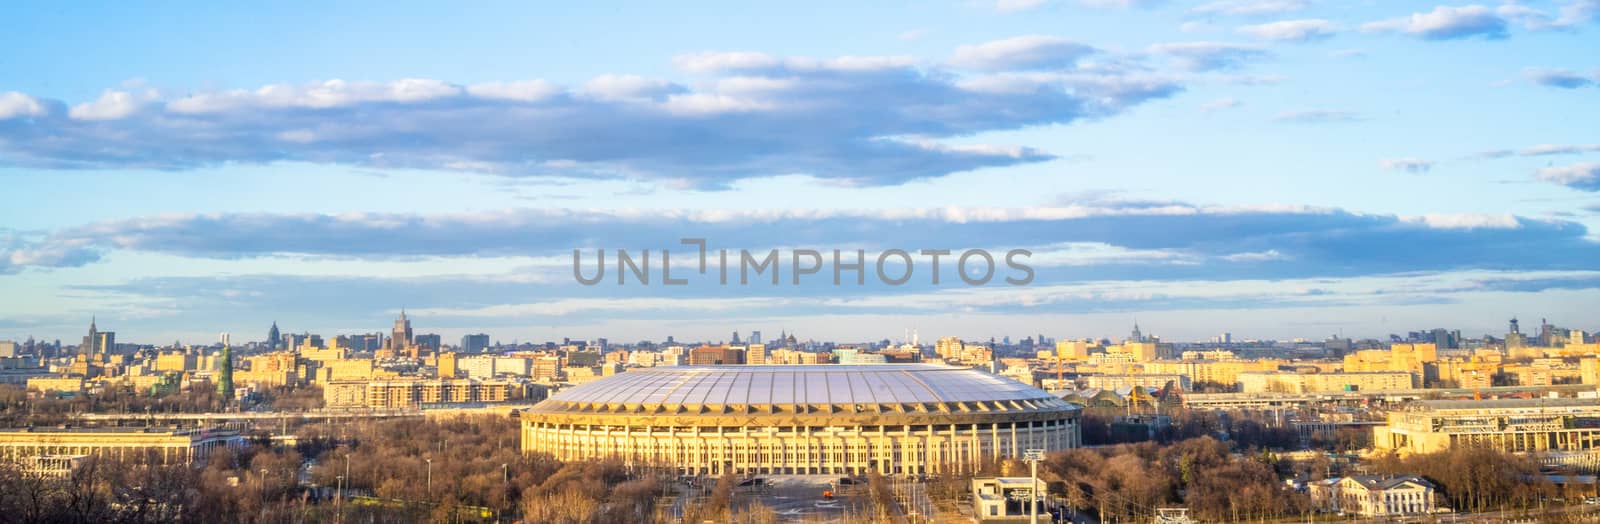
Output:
left=2, top=0, right=1598, bottom=345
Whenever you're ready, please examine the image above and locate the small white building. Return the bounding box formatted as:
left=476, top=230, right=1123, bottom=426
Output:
left=1309, top=475, right=1438, bottom=517
left=972, top=477, right=1047, bottom=522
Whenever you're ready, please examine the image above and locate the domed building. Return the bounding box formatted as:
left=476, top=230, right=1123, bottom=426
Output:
left=520, top=364, right=1080, bottom=475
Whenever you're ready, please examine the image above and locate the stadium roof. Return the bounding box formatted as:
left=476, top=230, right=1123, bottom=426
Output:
left=550, top=364, right=1052, bottom=407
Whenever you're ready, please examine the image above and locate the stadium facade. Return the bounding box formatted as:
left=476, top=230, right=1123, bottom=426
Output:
left=520, top=364, right=1081, bottom=475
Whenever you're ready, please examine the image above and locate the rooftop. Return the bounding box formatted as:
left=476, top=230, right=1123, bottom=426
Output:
left=544, top=364, right=1061, bottom=408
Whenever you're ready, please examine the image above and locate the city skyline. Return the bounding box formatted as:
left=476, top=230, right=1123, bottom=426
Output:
left=3, top=1, right=1600, bottom=343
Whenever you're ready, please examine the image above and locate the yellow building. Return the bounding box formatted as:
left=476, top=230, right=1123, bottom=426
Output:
left=26, top=377, right=85, bottom=394
left=0, top=427, right=244, bottom=475
left=1434, top=357, right=1499, bottom=389
left=1562, top=343, right=1600, bottom=357
left=153, top=351, right=198, bottom=373
left=324, top=378, right=519, bottom=409
left=1055, top=340, right=1094, bottom=360
left=300, top=345, right=348, bottom=363
left=1502, top=364, right=1553, bottom=387
left=1141, top=358, right=1285, bottom=388
left=316, top=358, right=376, bottom=382
left=1374, top=398, right=1600, bottom=454
left=436, top=352, right=459, bottom=378
left=236, top=352, right=304, bottom=387
left=1238, top=371, right=1413, bottom=393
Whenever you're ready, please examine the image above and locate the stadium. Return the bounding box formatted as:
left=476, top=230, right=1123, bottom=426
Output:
left=520, top=364, right=1081, bottom=475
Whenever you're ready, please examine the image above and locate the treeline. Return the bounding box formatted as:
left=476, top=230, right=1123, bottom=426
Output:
left=1369, top=446, right=1558, bottom=513
left=0, top=444, right=318, bottom=523
left=1044, top=436, right=1310, bottom=522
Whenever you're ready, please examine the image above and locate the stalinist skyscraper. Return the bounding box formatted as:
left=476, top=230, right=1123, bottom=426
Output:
left=390, top=309, right=414, bottom=351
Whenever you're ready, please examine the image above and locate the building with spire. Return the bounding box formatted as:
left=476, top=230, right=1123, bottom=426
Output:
left=267, top=321, right=280, bottom=351
left=216, top=333, right=234, bottom=404
left=391, top=310, right=413, bottom=350
left=80, top=316, right=114, bottom=359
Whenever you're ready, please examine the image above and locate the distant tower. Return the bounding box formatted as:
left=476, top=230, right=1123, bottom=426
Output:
left=217, top=333, right=234, bottom=403
left=83, top=316, right=98, bottom=357
left=731, top=331, right=741, bottom=345
left=1131, top=322, right=1144, bottom=343
left=1509, top=317, right=1520, bottom=334
left=391, top=309, right=414, bottom=350
left=267, top=321, right=281, bottom=351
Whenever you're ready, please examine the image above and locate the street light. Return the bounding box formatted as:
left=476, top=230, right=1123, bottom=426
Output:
left=335, top=475, right=344, bottom=524
left=1023, top=449, right=1045, bottom=524
left=425, top=458, right=433, bottom=497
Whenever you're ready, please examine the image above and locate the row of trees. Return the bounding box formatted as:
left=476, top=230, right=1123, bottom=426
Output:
left=1369, top=446, right=1557, bottom=513
left=1043, top=436, right=1310, bottom=522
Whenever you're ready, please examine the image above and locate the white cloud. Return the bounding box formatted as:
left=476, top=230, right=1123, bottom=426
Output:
left=1362, top=5, right=1509, bottom=40
left=1189, top=0, right=1309, bottom=16
left=1401, top=213, right=1520, bottom=230
left=1521, top=143, right=1600, bottom=155
left=1200, top=97, right=1242, bottom=112
left=672, top=51, right=781, bottom=73
left=1077, top=0, right=1165, bottom=8
left=578, top=74, right=682, bottom=101
left=1524, top=68, right=1597, bottom=89
left=465, top=80, right=563, bottom=102
left=1536, top=162, right=1600, bottom=191
left=1379, top=157, right=1434, bottom=173
left=0, top=92, right=46, bottom=119
left=1237, top=19, right=1340, bottom=42
left=69, top=89, right=152, bottom=120
left=0, top=48, right=1180, bottom=187
left=1147, top=41, right=1271, bottom=71
left=1271, top=110, right=1363, bottom=123
left=1220, top=249, right=1286, bottom=262
left=167, top=79, right=462, bottom=113
left=990, top=0, right=1049, bottom=12
left=948, top=35, right=1097, bottom=71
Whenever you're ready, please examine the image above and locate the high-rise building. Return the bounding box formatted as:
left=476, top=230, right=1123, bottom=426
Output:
left=267, top=321, right=280, bottom=351
left=415, top=334, right=442, bottom=351
left=216, top=334, right=234, bottom=402
left=461, top=333, right=490, bottom=353
left=438, top=352, right=458, bottom=378
left=750, top=331, right=762, bottom=345
left=390, top=310, right=414, bottom=351
left=80, top=317, right=114, bottom=358
left=1506, top=318, right=1527, bottom=349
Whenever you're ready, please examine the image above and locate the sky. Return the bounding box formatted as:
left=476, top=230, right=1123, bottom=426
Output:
left=2, top=0, right=1599, bottom=346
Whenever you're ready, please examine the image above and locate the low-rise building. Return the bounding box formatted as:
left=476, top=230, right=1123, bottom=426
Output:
left=1238, top=371, right=1413, bottom=393
left=1374, top=398, right=1600, bottom=454
left=0, top=427, right=244, bottom=475
left=26, top=376, right=85, bottom=394
left=1310, top=475, right=1437, bottom=517
left=323, top=378, right=524, bottom=409
left=972, top=477, right=1047, bottom=522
